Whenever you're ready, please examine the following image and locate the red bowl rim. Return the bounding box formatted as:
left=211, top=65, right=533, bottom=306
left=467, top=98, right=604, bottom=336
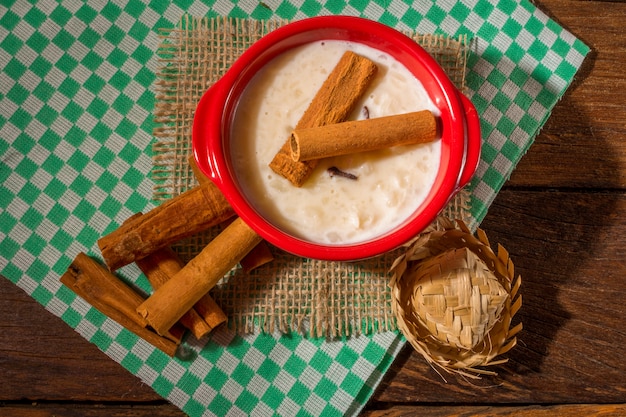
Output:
left=193, top=16, right=468, bottom=261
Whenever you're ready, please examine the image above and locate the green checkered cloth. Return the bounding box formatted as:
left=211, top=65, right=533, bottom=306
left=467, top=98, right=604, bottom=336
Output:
left=1, top=0, right=588, bottom=416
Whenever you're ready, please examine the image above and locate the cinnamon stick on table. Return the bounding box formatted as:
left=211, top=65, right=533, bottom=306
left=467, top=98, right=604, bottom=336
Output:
left=136, top=246, right=227, bottom=339
left=290, top=110, right=438, bottom=162
left=240, top=242, right=274, bottom=273
left=60, top=252, right=183, bottom=356
left=137, top=217, right=262, bottom=335
left=125, top=210, right=227, bottom=338
left=269, top=51, right=378, bottom=187
left=98, top=182, right=235, bottom=271
left=189, top=155, right=274, bottom=272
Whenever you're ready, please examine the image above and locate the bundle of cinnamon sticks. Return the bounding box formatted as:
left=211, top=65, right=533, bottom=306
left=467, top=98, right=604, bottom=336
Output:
left=61, top=159, right=273, bottom=356
left=60, top=50, right=439, bottom=355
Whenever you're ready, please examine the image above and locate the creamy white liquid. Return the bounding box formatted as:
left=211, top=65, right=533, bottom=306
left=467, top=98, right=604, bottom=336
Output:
left=230, top=40, right=441, bottom=244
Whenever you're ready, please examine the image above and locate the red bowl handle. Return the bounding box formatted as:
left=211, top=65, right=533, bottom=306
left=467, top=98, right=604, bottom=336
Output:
left=193, top=79, right=228, bottom=188
left=457, top=93, right=481, bottom=189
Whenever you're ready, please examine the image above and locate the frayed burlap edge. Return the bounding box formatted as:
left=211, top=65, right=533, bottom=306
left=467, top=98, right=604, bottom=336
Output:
left=151, top=16, right=472, bottom=338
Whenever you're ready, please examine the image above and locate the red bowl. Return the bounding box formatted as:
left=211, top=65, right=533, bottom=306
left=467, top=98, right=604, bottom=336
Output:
left=193, top=16, right=480, bottom=261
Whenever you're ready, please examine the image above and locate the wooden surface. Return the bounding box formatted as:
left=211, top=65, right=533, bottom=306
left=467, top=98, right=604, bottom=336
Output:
left=2, top=0, right=625, bottom=415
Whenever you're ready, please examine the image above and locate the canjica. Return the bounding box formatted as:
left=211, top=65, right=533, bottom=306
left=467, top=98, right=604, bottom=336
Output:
left=230, top=40, right=441, bottom=245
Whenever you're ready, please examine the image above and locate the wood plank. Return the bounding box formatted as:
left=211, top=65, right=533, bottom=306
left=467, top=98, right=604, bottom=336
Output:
left=1, top=403, right=625, bottom=416
left=0, top=404, right=184, bottom=417
left=371, top=189, right=626, bottom=404
left=506, top=0, right=626, bottom=188
left=0, top=280, right=160, bottom=402
left=363, top=404, right=626, bottom=417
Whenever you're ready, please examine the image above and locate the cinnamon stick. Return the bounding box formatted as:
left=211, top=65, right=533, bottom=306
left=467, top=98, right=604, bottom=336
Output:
left=240, top=242, right=274, bottom=273
left=290, top=110, right=438, bottom=162
left=189, top=155, right=275, bottom=272
left=98, top=183, right=236, bottom=271
left=137, top=217, right=262, bottom=335
left=269, top=51, right=378, bottom=187
left=136, top=247, right=227, bottom=339
left=60, top=252, right=182, bottom=356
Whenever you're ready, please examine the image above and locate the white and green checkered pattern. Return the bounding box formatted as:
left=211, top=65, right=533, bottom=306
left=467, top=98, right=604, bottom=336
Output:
left=1, top=0, right=588, bottom=416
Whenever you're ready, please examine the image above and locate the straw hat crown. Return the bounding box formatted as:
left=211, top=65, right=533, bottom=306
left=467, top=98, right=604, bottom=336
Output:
left=390, top=219, right=522, bottom=378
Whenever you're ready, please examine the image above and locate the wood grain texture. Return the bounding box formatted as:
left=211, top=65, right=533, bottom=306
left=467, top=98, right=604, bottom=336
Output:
left=0, top=281, right=160, bottom=402
left=370, top=190, right=626, bottom=405
left=362, top=404, right=626, bottom=417
left=2, top=0, right=626, bottom=415
left=1, top=403, right=624, bottom=417
left=507, top=0, right=626, bottom=189
left=0, top=404, right=185, bottom=417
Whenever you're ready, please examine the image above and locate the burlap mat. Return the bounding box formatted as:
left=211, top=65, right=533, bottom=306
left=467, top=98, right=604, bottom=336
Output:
left=152, top=16, right=470, bottom=338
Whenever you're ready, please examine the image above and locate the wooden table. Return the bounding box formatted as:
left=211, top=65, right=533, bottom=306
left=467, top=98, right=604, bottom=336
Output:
left=2, top=1, right=625, bottom=415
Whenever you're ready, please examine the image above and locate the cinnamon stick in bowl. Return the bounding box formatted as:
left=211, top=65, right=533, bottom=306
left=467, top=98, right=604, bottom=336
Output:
left=290, top=110, right=438, bottom=162
left=269, top=50, right=378, bottom=187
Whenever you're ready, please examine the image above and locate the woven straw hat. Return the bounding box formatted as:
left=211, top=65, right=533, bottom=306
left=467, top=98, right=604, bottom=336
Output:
left=390, top=218, right=522, bottom=378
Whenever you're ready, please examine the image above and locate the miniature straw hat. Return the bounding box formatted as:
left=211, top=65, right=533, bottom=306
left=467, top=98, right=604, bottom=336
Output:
left=390, top=218, right=522, bottom=378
